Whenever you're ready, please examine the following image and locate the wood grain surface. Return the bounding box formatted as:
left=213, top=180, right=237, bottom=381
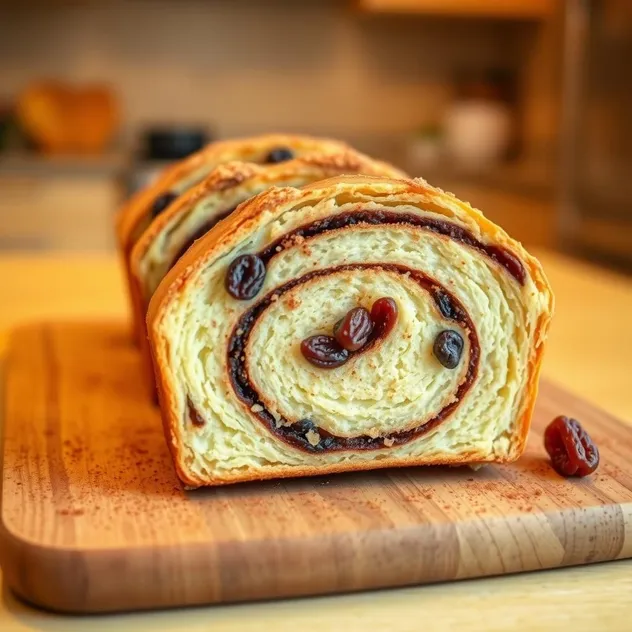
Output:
left=1, top=321, right=632, bottom=614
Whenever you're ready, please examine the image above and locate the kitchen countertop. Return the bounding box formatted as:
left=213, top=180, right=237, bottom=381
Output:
left=0, top=152, right=129, bottom=177
left=1, top=250, right=631, bottom=631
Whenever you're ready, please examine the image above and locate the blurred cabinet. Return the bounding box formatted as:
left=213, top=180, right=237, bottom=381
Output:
left=0, top=173, right=120, bottom=252
left=559, top=0, right=632, bottom=270
left=355, top=0, right=555, bottom=19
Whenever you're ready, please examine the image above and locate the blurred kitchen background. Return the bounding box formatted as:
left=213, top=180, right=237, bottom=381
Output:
left=0, top=0, right=630, bottom=269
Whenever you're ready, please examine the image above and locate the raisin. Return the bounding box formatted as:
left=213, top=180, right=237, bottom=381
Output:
left=433, top=289, right=463, bottom=321
left=301, top=335, right=349, bottom=368
left=225, top=254, right=266, bottom=300
left=370, top=297, right=398, bottom=339
left=265, top=147, right=294, bottom=163
left=334, top=307, right=373, bottom=351
left=433, top=330, right=463, bottom=369
left=151, top=191, right=178, bottom=218
left=544, top=415, right=599, bottom=477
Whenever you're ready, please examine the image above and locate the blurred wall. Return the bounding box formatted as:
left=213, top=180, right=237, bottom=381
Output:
left=0, top=0, right=532, bottom=142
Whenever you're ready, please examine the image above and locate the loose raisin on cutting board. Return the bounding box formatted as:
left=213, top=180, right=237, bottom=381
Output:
left=544, top=416, right=599, bottom=477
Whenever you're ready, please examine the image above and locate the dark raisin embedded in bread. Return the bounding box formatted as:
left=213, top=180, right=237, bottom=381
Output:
left=265, top=147, right=294, bottom=163
left=151, top=191, right=178, bottom=218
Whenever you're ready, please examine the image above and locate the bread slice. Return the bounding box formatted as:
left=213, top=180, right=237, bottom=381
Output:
left=130, top=150, right=406, bottom=347
left=130, top=150, right=406, bottom=394
left=147, top=175, right=554, bottom=487
left=116, top=134, right=353, bottom=344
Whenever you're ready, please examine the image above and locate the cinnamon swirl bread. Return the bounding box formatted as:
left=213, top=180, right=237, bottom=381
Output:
left=130, top=151, right=405, bottom=393
left=147, top=175, right=554, bottom=487
left=116, top=134, right=353, bottom=343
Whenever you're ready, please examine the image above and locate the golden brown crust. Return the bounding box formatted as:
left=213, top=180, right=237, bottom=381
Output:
left=115, top=134, right=352, bottom=249
left=127, top=161, right=261, bottom=387
left=177, top=452, right=504, bottom=488
left=148, top=174, right=554, bottom=487
left=116, top=134, right=360, bottom=343
left=130, top=151, right=406, bottom=395
left=131, top=151, right=405, bottom=276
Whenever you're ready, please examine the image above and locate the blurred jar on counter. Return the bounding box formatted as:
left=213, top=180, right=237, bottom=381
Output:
left=444, top=69, right=516, bottom=170
left=127, top=125, right=210, bottom=197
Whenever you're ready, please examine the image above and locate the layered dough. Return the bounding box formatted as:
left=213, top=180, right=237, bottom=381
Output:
left=131, top=150, right=406, bottom=335
left=148, top=175, right=554, bottom=487
left=130, top=152, right=406, bottom=391
left=116, top=134, right=356, bottom=343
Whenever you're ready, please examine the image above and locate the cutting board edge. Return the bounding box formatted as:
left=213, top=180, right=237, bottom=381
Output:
left=2, top=504, right=632, bottom=614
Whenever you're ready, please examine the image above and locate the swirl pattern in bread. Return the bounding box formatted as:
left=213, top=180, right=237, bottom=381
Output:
left=130, top=151, right=406, bottom=393
left=131, top=150, right=406, bottom=336
left=147, top=175, right=554, bottom=487
left=116, top=134, right=354, bottom=343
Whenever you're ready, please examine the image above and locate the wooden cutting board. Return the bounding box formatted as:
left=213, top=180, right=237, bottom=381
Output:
left=1, top=322, right=632, bottom=614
